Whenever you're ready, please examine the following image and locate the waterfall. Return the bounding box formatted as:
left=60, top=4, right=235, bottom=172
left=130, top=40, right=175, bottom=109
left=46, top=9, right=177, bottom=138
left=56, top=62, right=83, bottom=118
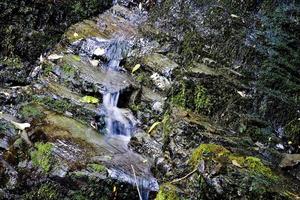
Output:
left=101, top=39, right=136, bottom=137
left=102, top=92, right=136, bottom=136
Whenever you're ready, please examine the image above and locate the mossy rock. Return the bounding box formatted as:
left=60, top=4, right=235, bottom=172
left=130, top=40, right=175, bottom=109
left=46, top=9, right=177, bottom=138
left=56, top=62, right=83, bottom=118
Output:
left=190, top=144, right=278, bottom=181
left=189, top=143, right=230, bottom=167
left=30, top=142, right=53, bottom=172
left=155, top=183, right=180, bottom=200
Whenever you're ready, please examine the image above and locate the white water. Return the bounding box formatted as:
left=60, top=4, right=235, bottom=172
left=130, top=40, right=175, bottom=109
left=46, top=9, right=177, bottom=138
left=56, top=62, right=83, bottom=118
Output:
left=102, top=92, right=136, bottom=136
left=101, top=38, right=155, bottom=199
left=100, top=38, right=137, bottom=137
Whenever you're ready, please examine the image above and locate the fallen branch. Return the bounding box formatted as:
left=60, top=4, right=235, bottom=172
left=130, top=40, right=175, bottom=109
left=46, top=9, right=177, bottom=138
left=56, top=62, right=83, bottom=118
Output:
left=131, top=165, right=143, bottom=200
left=170, top=168, right=198, bottom=184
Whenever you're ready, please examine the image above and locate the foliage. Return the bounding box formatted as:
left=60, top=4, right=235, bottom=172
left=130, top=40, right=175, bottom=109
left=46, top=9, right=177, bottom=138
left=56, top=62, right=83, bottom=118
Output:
left=31, top=142, right=53, bottom=172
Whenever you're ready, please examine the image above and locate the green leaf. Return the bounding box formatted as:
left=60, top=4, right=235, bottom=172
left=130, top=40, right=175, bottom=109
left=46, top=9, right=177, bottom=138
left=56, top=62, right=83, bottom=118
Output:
left=80, top=96, right=99, bottom=104
left=147, top=121, right=161, bottom=134
left=72, top=55, right=81, bottom=62
left=131, top=64, right=141, bottom=74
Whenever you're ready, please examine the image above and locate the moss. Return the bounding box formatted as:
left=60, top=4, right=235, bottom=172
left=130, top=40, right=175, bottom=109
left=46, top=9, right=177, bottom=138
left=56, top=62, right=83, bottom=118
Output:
left=172, top=81, right=186, bottom=108
left=189, top=144, right=230, bottom=167
left=190, top=144, right=278, bottom=181
left=155, top=183, right=179, bottom=200
left=20, top=104, right=44, bottom=120
left=244, top=156, right=278, bottom=181
left=23, top=183, right=59, bottom=200
left=31, top=142, right=53, bottom=172
left=87, top=163, right=106, bottom=173
left=194, top=85, right=210, bottom=112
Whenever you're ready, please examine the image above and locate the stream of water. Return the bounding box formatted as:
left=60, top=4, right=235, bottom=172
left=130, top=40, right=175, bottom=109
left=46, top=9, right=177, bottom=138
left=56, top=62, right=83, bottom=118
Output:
left=98, top=38, right=152, bottom=200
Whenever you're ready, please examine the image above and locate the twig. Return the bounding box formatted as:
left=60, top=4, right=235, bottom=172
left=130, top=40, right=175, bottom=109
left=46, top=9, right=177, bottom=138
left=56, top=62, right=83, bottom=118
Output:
left=170, top=168, right=198, bottom=184
left=131, top=165, right=143, bottom=200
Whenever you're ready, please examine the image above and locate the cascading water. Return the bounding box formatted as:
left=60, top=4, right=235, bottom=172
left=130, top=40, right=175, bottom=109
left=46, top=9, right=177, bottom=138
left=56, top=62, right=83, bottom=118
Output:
left=102, top=92, right=136, bottom=136
left=100, top=39, right=136, bottom=137
left=73, top=36, right=158, bottom=200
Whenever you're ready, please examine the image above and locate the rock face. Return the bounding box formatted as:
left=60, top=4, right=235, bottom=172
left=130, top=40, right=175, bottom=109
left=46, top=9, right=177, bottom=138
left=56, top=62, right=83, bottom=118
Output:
left=1, top=0, right=300, bottom=200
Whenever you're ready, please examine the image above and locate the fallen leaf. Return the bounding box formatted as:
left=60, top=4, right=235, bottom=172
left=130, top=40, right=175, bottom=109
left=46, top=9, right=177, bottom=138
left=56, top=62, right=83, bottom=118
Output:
left=113, top=186, right=117, bottom=192
left=232, top=160, right=242, bottom=168
left=231, top=14, right=239, bottom=18
left=47, top=54, right=63, bottom=60
left=72, top=55, right=81, bottom=62
left=147, top=121, right=161, bottom=134
left=131, top=64, right=141, bottom=74
left=80, top=96, right=99, bottom=104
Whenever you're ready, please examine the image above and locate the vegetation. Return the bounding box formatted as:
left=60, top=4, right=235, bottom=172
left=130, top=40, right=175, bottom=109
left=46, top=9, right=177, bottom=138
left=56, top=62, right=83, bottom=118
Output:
left=31, top=142, right=53, bottom=172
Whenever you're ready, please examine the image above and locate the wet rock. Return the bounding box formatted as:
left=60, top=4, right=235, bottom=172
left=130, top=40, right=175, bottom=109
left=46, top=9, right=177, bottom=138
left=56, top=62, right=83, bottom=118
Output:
left=143, top=53, right=179, bottom=77
left=280, top=154, right=300, bottom=168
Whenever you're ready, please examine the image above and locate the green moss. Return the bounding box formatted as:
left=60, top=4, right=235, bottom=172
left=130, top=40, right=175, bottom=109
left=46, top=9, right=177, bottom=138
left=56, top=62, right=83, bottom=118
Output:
left=23, top=183, right=59, bottom=200
left=194, top=85, right=210, bottom=112
left=87, top=163, right=106, bottom=173
left=155, top=183, right=179, bottom=200
left=189, top=144, right=230, bottom=167
left=190, top=144, right=278, bottom=181
left=20, top=104, right=44, bottom=120
left=172, top=81, right=186, bottom=108
left=244, top=156, right=277, bottom=181
left=31, top=142, right=53, bottom=172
